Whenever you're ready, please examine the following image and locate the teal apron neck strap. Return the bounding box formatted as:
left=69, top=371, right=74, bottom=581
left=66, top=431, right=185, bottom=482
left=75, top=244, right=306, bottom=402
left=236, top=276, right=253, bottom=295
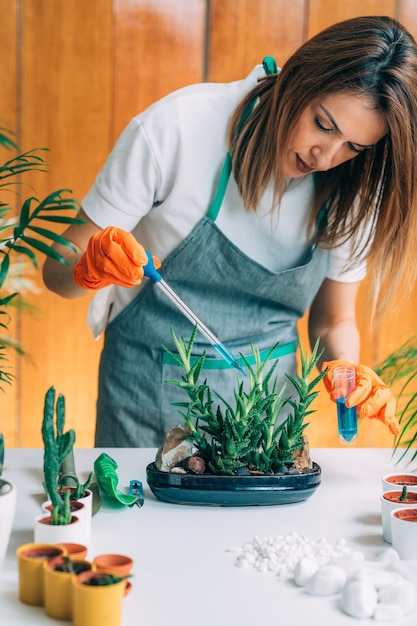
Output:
left=207, top=56, right=277, bottom=222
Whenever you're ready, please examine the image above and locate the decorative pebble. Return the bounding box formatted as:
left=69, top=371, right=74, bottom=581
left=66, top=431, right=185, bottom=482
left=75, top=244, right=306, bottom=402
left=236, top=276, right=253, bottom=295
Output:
left=387, top=559, right=417, bottom=583
left=373, top=604, right=402, bottom=622
left=328, top=550, right=365, bottom=577
left=305, top=565, right=347, bottom=596
left=341, top=579, right=378, bottom=619
left=353, top=567, right=404, bottom=590
left=374, top=548, right=400, bottom=565
left=228, top=532, right=351, bottom=580
left=378, top=580, right=417, bottom=615
left=293, top=557, right=319, bottom=586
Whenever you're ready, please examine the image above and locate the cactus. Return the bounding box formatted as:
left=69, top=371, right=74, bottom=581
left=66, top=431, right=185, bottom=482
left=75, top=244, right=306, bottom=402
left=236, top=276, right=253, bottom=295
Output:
left=42, top=386, right=76, bottom=524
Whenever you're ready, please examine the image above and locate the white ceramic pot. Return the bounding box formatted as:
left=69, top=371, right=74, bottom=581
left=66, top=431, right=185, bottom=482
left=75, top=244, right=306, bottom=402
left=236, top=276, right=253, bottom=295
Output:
left=381, top=472, right=417, bottom=493
left=42, top=498, right=91, bottom=546
left=0, top=477, right=17, bottom=570
left=380, top=489, right=417, bottom=543
left=61, top=487, right=93, bottom=542
left=34, top=513, right=85, bottom=545
left=390, top=507, right=417, bottom=559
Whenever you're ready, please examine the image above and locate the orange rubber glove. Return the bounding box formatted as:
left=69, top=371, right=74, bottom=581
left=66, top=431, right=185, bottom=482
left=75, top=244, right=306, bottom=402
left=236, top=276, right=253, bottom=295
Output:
left=73, top=226, right=161, bottom=289
left=323, top=360, right=399, bottom=435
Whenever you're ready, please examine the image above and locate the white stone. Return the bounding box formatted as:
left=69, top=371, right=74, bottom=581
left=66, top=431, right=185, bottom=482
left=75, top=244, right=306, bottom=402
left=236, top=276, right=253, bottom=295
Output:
left=341, top=579, right=378, bottom=619
left=328, top=550, right=365, bottom=577
left=374, top=547, right=400, bottom=565
left=293, top=557, right=319, bottom=587
left=304, top=565, right=347, bottom=596
left=373, top=604, right=403, bottom=622
left=387, top=559, right=417, bottom=584
left=378, top=579, right=417, bottom=615
left=354, top=567, right=404, bottom=590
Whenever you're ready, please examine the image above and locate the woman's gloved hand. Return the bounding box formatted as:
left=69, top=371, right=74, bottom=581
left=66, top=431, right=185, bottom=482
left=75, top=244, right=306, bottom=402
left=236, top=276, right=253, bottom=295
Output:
left=323, top=360, right=400, bottom=435
left=73, top=226, right=161, bottom=289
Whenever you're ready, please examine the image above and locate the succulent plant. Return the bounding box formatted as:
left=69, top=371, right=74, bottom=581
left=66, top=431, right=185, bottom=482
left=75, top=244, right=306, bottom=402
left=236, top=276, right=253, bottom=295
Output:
left=164, top=327, right=325, bottom=475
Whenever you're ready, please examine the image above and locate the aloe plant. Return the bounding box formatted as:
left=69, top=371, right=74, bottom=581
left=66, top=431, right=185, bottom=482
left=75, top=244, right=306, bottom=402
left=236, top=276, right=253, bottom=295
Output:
left=164, top=327, right=325, bottom=475
left=0, top=127, right=83, bottom=388
left=376, top=334, right=417, bottom=465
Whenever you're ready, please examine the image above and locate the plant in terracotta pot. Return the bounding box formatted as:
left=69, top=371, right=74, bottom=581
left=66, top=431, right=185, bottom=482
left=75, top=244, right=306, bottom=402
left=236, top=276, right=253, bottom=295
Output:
left=43, top=555, right=93, bottom=621
left=380, top=485, right=417, bottom=543
left=71, top=570, right=132, bottom=626
left=147, top=327, right=325, bottom=506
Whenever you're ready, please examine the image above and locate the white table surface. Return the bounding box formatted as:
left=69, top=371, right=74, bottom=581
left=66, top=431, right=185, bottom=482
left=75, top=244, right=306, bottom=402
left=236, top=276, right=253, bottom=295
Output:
left=1, top=447, right=416, bottom=626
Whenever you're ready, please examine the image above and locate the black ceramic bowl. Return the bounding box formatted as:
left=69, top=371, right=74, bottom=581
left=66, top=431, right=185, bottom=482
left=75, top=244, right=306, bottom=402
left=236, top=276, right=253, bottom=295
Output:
left=146, top=462, right=321, bottom=506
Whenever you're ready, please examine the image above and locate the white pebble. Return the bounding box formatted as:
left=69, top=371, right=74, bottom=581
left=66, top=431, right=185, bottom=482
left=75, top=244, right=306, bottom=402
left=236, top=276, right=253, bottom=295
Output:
left=374, top=548, right=400, bottom=565
left=293, top=558, right=319, bottom=586
left=387, top=559, right=417, bottom=583
left=354, top=567, right=404, bottom=590
left=341, top=579, right=378, bottom=619
left=305, top=565, right=347, bottom=596
left=328, top=550, right=365, bottom=577
left=373, top=604, right=402, bottom=622
left=378, top=580, right=417, bottom=615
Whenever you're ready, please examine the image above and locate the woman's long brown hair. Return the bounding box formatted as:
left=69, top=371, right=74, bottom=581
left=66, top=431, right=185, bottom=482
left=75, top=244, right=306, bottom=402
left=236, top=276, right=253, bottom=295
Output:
left=229, top=16, right=417, bottom=325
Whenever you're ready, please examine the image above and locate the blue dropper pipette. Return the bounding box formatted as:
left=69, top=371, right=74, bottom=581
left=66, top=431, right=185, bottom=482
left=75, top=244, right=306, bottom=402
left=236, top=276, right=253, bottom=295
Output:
left=143, top=252, right=245, bottom=375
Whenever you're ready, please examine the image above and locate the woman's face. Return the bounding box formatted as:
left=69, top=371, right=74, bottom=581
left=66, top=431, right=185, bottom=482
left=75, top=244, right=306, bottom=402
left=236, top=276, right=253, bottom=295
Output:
left=283, top=92, right=387, bottom=178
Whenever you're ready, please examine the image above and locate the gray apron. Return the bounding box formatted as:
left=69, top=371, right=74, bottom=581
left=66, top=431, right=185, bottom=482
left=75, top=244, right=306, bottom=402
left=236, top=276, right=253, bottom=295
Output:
left=96, top=215, right=329, bottom=447
left=95, top=60, right=329, bottom=447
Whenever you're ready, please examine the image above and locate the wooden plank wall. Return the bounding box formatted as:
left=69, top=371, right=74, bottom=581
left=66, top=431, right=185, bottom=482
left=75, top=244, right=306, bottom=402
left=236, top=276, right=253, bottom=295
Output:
left=0, top=0, right=416, bottom=449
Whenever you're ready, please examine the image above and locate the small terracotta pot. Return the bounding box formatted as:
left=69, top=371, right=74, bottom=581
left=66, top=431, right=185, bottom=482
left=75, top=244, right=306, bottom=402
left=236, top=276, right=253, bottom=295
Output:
left=93, top=553, right=133, bottom=576
left=16, top=543, right=67, bottom=606
left=391, top=507, right=417, bottom=559
left=380, top=490, right=417, bottom=543
left=55, top=542, right=88, bottom=560
left=43, top=555, right=92, bottom=620
left=71, top=570, right=130, bottom=626
left=382, top=472, right=417, bottom=493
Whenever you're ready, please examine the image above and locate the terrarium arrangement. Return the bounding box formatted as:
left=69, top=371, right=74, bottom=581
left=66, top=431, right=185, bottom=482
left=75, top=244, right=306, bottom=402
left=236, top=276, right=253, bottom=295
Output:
left=146, top=327, right=325, bottom=506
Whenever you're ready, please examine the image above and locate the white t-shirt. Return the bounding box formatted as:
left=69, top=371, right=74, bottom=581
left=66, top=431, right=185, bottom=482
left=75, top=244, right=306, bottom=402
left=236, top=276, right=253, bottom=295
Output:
left=82, top=65, right=369, bottom=338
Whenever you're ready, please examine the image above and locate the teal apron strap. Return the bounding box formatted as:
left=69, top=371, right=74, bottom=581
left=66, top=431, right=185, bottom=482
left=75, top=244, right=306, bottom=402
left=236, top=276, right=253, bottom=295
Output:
left=163, top=340, right=296, bottom=370
left=207, top=56, right=278, bottom=222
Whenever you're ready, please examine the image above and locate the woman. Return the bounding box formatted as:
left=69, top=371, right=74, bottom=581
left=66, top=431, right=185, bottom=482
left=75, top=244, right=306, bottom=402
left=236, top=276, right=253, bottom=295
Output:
left=43, top=16, right=417, bottom=447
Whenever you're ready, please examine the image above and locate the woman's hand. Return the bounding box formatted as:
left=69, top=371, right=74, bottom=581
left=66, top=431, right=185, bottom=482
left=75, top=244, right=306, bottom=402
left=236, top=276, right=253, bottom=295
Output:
left=323, top=360, right=399, bottom=434
left=74, top=226, right=161, bottom=289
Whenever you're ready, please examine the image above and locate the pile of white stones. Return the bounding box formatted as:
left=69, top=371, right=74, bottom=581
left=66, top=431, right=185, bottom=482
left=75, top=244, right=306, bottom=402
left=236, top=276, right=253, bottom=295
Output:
left=227, top=531, right=417, bottom=621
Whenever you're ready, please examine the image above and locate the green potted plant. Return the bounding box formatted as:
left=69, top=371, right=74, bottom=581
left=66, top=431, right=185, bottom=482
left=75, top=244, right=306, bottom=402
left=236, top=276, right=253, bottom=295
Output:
left=71, top=570, right=132, bottom=626
left=375, top=334, right=417, bottom=466
left=146, top=327, right=325, bottom=506
left=35, top=386, right=87, bottom=543
left=43, top=555, right=93, bottom=621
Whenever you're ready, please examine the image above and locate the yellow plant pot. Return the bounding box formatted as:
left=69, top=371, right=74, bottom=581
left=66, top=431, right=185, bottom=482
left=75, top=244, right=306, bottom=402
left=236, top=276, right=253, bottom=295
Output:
left=43, top=556, right=92, bottom=620
left=16, top=543, right=67, bottom=606
left=71, top=570, right=129, bottom=626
